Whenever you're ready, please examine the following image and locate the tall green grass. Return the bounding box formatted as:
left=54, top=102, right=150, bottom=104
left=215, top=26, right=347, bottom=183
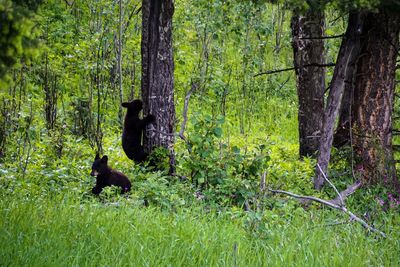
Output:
left=1, top=192, right=399, bottom=266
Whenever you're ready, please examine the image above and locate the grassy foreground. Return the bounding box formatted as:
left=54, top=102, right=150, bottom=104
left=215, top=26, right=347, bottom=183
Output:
left=1, top=191, right=399, bottom=267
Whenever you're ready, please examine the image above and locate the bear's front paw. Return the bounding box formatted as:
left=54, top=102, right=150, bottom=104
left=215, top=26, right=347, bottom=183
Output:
left=92, top=186, right=102, bottom=195
left=147, top=114, right=156, bottom=123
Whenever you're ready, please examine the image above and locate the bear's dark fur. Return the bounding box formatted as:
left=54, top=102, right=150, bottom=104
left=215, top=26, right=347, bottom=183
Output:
left=90, top=153, right=131, bottom=194
left=121, top=99, right=155, bottom=163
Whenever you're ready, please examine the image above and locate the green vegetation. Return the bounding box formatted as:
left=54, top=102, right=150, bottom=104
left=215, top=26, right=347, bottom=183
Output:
left=1, top=196, right=400, bottom=266
left=1, top=0, right=399, bottom=266
left=1, top=184, right=400, bottom=266
left=1, top=130, right=399, bottom=266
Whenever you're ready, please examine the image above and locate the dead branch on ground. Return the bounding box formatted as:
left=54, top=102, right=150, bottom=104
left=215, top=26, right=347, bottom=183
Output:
left=268, top=165, right=386, bottom=238
left=268, top=188, right=386, bottom=238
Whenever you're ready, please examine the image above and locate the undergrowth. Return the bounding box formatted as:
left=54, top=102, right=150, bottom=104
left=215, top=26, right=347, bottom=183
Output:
left=1, top=124, right=399, bottom=266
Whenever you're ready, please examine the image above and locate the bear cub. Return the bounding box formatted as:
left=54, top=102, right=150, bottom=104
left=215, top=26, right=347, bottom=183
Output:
left=122, top=99, right=155, bottom=163
left=90, top=153, right=131, bottom=195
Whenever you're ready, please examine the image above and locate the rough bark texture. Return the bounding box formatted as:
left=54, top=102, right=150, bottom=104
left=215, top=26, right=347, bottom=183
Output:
left=141, top=0, right=175, bottom=172
left=352, top=10, right=399, bottom=185
left=291, top=10, right=325, bottom=158
left=314, top=12, right=365, bottom=190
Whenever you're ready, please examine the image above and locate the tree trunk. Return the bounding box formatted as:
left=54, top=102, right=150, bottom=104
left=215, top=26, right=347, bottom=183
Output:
left=314, top=12, right=365, bottom=190
left=291, top=10, right=325, bottom=158
left=141, top=0, right=175, bottom=173
left=333, top=72, right=354, bottom=148
left=351, top=10, right=399, bottom=186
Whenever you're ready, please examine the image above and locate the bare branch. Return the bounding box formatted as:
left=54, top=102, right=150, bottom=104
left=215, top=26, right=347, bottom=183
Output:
left=179, top=81, right=199, bottom=141
left=329, top=180, right=362, bottom=206
left=123, top=4, right=141, bottom=38
left=268, top=188, right=386, bottom=238
left=317, top=163, right=344, bottom=206
left=269, top=188, right=340, bottom=208
left=254, top=67, right=296, bottom=76
left=254, top=63, right=335, bottom=77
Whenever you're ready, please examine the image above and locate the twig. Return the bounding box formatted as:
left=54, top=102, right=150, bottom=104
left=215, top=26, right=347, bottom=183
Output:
left=254, top=66, right=296, bottom=76
left=268, top=188, right=386, bottom=238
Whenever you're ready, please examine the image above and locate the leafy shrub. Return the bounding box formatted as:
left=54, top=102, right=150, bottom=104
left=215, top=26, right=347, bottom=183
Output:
left=179, top=114, right=270, bottom=206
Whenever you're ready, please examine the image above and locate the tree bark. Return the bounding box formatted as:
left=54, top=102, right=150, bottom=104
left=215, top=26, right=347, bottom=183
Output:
left=314, top=12, right=365, bottom=190
left=351, top=10, right=399, bottom=186
left=333, top=72, right=354, bottom=148
left=291, top=10, right=325, bottom=158
left=141, top=0, right=175, bottom=173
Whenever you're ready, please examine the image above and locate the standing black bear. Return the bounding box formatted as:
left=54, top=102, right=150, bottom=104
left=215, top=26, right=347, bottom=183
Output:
left=90, top=153, right=131, bottom=194
left=121, top=99, right=155, bottom=163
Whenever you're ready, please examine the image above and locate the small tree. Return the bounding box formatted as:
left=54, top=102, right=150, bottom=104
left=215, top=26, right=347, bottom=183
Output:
left=291, top=8, right=325, bottom=158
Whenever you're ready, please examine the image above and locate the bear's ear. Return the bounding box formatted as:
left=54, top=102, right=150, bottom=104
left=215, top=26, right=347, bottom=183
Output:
left=122, top=102, right=129, bottom=108
left=101, top=155, right=108, bottom=164
left=95, top=152, right=100, bottom=160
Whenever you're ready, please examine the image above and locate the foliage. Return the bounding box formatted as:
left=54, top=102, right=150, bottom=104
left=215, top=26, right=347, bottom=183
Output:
left=178, top=114, right=270, bottom=206
left=274, top=0, right=399, bottom=12
left=0, top=0, right=42, bottom=80
left=0, top=0, right=399, bottom=265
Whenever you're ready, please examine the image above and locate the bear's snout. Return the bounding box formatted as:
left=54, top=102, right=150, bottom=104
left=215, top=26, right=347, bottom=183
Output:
left=90, top=170, right=99, bottom=176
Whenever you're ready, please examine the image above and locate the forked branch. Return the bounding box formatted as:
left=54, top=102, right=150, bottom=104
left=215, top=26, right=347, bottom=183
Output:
left=268, top=188, right=386, bottom=238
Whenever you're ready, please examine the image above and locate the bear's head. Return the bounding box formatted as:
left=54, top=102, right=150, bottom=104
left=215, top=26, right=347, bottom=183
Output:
left=90, top=153, right=108, bottom=176
left=122, top=99, right=143, bottom=113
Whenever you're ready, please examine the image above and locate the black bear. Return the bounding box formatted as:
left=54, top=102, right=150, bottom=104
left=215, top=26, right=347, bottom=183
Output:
left=90, top=153, right=132, bottom=195
left=121, top=99, right=155, bottom=163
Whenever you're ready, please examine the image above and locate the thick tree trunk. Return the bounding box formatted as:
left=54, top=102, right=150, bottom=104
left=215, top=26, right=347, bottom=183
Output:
left=141, top=0, right=175, bottom=173
left=291, top=10, right=325, bottom=158
left=351, top=10, right=399, bottom=185
left=314, top=12, right=365, bottom=190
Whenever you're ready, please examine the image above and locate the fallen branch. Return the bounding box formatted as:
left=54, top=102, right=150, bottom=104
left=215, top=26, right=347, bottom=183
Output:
left=317, top=163, right=343, bottom=205
left=268, top=188, right=386, bottom=238
left=329, top=180, right=362, bottom=206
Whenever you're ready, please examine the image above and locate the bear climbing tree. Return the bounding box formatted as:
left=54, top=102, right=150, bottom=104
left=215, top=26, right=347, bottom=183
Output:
left=121, top=99, right=155, bottom=163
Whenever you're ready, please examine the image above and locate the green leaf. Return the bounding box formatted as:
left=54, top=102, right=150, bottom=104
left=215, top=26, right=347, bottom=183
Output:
left=213, top=127, right=222, bottom=138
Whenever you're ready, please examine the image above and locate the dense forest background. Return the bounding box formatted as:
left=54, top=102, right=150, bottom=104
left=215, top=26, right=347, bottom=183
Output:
left=1, top=0, right=400, bottom=265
